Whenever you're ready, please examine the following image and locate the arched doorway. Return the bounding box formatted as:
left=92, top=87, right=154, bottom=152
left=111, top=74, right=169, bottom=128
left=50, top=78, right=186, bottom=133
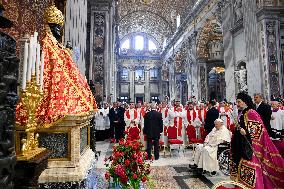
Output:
left=196, top=17, right=225, bottom=101
left=208, top=66, right=226, bottom=101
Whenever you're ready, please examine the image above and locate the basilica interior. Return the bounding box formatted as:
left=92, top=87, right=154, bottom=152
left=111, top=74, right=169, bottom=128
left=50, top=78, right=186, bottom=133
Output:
left=0, top=0, right=284, bottom=189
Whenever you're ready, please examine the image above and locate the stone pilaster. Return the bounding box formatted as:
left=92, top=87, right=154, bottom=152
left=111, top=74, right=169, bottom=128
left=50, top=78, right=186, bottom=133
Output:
left=145, top=70, right=150, bottom=102
left=130, top=69, right=135, bottom=102
left=243, top=0, right=262, bottom=95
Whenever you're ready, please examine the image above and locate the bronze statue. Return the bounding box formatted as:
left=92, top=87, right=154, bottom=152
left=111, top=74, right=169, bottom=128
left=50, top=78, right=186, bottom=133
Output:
left=0, top=3, right=18, bottom=189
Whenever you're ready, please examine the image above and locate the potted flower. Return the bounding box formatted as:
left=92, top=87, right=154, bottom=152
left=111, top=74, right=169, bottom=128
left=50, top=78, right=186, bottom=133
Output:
left=104, top=136, right=151, bottom=189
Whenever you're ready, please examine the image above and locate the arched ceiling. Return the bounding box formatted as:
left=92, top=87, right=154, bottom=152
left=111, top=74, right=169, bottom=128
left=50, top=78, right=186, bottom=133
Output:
left=118, top=0, right=195, bottom=45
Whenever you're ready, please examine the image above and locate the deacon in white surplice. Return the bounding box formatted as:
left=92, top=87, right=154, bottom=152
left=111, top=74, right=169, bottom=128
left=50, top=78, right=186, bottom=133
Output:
left=270, top=100, right=284, bottom=132
left=193, top=118, right=231, bottom=175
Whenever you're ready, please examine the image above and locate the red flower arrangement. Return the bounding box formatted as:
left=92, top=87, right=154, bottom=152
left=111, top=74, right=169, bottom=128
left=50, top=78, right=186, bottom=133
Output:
left=104, top=136, right=151, bottom=189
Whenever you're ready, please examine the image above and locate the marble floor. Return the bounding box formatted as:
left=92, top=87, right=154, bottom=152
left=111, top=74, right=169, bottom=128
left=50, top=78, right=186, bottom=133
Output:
left=94, top=141, right=231, bottom=189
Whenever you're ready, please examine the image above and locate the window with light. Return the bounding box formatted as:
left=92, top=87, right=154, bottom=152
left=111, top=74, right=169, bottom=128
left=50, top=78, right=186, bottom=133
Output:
left=121, top=68, right=129, bottom=80
left=150, top=69, right=158, bottom=79
left=135, top=35, right=144, bottom=50
left=121, top=39, right=130, bottom=49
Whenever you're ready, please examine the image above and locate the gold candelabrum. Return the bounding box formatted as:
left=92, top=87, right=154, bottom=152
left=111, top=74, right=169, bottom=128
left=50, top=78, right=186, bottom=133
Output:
left=17, top=75, right=46, bottom=161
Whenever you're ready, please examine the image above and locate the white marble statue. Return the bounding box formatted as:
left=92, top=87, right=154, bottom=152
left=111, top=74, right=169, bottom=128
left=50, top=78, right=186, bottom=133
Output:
left=235, top=66, right=248, bottom=92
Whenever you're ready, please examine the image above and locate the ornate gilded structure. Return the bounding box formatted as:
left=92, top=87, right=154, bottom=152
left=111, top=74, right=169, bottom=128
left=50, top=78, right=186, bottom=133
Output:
left=16, top=76, right=46, bottom=161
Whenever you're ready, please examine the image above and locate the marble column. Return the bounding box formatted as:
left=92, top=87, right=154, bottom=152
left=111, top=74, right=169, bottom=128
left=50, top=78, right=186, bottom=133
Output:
left=145, top=70, right=150, bottom=102
left=222, top=2, right=237, bottom=102
left=257, top=12, right=282, bottom=98
left=243, top=0, right=263, bottom=96
left=130, top=69, right=135, bottom=102
left=197, top=62, right=207, bottom=101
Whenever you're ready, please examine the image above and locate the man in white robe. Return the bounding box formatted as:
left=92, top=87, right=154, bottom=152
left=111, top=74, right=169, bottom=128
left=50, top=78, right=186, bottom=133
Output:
left=192, top=118, right=231, bottom=175
left=270, top=100, right=284, bottom=132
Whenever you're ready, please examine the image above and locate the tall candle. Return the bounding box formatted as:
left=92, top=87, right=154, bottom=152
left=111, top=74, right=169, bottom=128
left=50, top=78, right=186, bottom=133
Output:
left=31, top=37, right=36, bottom=75
left=36, top=43, right=40, bottom=84
left=40, top=50, right=45, bottom=92
left=22, top=41, right=29, bottom=90
left=27, top=36, right=33, bottom=82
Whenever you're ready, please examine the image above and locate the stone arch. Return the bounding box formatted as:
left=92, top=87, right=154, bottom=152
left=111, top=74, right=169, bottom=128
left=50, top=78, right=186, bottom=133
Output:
left=196, top=17, right=223, bottom=60
left=236, top=61, right=246, bottom=70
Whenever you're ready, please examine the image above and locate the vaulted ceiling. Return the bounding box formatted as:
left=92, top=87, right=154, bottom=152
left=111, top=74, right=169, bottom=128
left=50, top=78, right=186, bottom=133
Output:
left=118, top=0, right=195, bottom=45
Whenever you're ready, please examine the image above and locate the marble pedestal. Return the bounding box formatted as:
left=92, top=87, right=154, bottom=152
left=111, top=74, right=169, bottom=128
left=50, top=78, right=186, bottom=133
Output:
left=37, top=113, right=97, bottom=188
left=14, top=150, right=49, bottom=189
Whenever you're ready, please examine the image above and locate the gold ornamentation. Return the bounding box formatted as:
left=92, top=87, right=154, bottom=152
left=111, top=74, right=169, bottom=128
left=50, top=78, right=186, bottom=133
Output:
left=44, top=5, right=64, bottom=26
left=197, top=17, right=223, bottom=59
left=16, top=75, right=46, bottom=161
left=239, top=163, right=256, bottom=188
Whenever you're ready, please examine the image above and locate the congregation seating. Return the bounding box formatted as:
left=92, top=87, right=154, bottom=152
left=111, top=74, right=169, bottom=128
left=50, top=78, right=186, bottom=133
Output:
left=167, top=126, right=184, bottom=156
left=186, top=125, right=207, bottom=157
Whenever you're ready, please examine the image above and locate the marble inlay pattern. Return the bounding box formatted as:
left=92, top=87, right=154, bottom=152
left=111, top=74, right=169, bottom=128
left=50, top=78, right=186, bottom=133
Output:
left=39, top=132, right=68, bottom=159
left=80, top=127, right=88, bottom=155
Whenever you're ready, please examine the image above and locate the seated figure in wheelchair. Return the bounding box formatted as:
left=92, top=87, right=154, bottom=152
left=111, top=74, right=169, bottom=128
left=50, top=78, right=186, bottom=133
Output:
left=190, top=118, right=231, bottom=176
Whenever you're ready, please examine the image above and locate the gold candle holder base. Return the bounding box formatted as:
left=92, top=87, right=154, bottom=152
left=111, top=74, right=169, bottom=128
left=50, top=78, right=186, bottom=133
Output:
left=17, top=147, right=47, bottom=161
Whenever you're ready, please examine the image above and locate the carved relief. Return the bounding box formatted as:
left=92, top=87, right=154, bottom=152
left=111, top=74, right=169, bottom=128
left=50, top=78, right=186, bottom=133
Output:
left=233, top=0, right=243, bottom=23
left=266, top=21, right=280, bottom=96
left=200, top=66, right=207, bottom=101
left=93, top=12, right=105, bottom=99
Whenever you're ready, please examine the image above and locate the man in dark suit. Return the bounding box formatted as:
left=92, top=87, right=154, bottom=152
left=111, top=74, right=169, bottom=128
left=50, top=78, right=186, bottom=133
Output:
left=254, top=93, right=273, bottom=137
left=143, top=104, right=163, bottom=160
left=204, top=100, right=219, bottom=133
left=109, top=101, right=126, bottom=142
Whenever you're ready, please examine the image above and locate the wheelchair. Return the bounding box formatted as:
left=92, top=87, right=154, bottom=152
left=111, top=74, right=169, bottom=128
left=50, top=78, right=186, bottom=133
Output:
left=217, top=142, right=230, bottom=176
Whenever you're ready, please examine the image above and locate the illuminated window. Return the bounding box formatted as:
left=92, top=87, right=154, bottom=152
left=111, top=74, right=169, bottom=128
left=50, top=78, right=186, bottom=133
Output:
left=135, top=68, right=144, bottom=80
left=121, top=39, right=130, bottom=49
left=148, top=40, right=157, bottom=51
left=121, top=68, right=129, bottom=80
left=135, top=35, right=144, bottom=50
left=150, top=69, right=158, bottom=79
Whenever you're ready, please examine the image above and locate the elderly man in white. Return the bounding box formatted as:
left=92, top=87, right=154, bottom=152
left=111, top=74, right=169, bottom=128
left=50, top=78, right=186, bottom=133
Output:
left=191, top=118, right=231, bottom=175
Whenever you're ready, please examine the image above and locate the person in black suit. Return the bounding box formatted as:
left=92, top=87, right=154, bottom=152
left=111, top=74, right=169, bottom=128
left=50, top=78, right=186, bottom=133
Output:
left=204, top=100, right=219, bottom=133
left=109, top=101, right=126, bottom=142
left=143, top=104, right=163, bottom=160
left=254, top=93, right=273, bottom=137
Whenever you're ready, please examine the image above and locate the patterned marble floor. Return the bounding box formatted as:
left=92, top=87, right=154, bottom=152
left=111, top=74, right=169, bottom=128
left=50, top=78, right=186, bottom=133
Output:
left=95, top=141, right=231, bottom=189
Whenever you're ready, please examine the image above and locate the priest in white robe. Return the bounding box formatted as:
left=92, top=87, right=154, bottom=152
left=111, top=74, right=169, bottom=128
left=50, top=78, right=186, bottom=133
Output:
left=192, top=118, right=231, bottom=175
left=270, top=100, right=284, bottom=132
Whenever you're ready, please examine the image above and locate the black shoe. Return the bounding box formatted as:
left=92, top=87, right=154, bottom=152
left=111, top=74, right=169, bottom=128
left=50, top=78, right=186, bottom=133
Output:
left=197, top=168, right=203, bottom=175
left=210, top=171, right=217, bottom=176
left=189, top=164, right=197, bottom=169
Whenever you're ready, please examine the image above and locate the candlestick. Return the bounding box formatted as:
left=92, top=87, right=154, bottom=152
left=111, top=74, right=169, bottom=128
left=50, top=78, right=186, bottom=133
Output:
left=40, top=50, right=45, bottom=92
left=31, top=37, right=36, bottom=75
left=27, top=36, right=33, bottom=82
left=22, top=41, right=29, bottom=90
left=36, top=43, right=40, bottom=84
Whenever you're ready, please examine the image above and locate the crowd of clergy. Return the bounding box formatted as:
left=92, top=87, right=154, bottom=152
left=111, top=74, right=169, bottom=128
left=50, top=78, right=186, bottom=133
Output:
left=94, top=94, right=284, bottom=175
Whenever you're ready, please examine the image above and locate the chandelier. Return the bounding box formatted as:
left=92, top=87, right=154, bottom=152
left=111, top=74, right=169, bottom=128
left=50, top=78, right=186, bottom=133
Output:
left=140, top=0, right=154, bottom=5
